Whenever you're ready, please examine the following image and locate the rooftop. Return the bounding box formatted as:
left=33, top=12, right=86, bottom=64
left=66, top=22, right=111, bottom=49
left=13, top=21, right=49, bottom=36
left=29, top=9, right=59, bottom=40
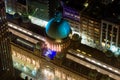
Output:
left=72, top=43, right=120, bottom=69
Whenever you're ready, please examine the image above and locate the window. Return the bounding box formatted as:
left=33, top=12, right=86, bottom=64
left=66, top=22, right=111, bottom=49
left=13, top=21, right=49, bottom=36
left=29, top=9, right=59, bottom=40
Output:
left=108, top=25, right=112, bottom=31
left=94, top=28, right=99, bottom=32
left=102, top=23, right=107, bottom=29
left=89, top=20, right=94, bottom=23
left=82, top=20, right=87, bottom=24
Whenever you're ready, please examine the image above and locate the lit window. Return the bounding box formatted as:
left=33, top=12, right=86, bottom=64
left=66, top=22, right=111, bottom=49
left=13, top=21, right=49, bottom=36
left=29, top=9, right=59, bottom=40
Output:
left=32, top=60, right=36, bottom=65
left=12, top=50, right=16, bottom=56
left=82, top=51, right=86, bottom=54
left=55, top=70, right=61, bottom=78
left=76, top=49, right=81, bottom=52
left=102, top=42, right=105, bottom=47
left=22, top=55, right=26, bottom=61
left=89, top=20, right=94, bottom=23
left=82, top=24, right=87, bottom=28
left=67, top=76, right=71, bottom=80
left=88, top=54, right=91, bottom=57
left=94, top=28, right=99, bottom=32
left=17, top=53, right=21, bottom=59
left=27, top=58, right=31, bottom=64
left=36, top=62, right=40, bottom=68
left=110, top=34, right=115, bottom=37
left=72, top=78, right=76, bottom=80
left=62, top=72, right=66, bottom=80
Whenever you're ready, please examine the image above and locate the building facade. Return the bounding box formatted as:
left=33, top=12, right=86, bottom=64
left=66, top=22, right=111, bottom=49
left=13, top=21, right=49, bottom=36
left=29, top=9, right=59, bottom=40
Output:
left=101, top=0, right=113, bottom=5
left=0, top=0, right=14, bottom=79
left=16, top=0, right=28, bottom=14
left=5, top=0, right=120, bottom=80
left=80, top=15, right=101, bottom=48
left=48, top=0, right=60, bottom=19
left=100, top=20, right=120, bottom=54
left=5, top=0, right=16, bottom=14
left=11, top=39, right=87, bottom=80
left=62, top=4, right=80, bottom=35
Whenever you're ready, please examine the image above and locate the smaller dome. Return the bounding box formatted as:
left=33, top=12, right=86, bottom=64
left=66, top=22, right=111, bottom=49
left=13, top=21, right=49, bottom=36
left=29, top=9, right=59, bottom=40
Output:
left=46, top=18, right=71, bottom=39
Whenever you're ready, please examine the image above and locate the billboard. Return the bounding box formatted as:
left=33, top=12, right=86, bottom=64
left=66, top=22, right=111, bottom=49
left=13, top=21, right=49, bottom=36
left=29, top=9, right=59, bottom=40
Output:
left=63, top=6, right=80, bottom=22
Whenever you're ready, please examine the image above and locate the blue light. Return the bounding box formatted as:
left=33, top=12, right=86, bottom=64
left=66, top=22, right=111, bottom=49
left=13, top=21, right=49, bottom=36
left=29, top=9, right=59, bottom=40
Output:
left=43, top=49, right=56, bottom=60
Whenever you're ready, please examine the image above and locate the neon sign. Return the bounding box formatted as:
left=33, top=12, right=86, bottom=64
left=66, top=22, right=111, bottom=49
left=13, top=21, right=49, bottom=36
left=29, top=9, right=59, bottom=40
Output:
left=63, top=6, right=80, bottom=22
left=43, top=49, right=56, bottom=60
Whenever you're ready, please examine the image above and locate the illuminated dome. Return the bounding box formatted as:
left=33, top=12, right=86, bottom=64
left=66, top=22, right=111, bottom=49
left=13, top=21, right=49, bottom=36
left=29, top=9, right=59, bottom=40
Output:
left=45, top=12, right=71, bottom=39
left=45, top=12, right=71, bottom=52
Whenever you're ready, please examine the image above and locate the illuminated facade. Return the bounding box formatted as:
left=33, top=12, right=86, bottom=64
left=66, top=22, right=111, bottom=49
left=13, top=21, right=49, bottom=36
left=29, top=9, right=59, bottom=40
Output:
left=7, top=10, right=118, bottom=80
left=80, top=15, right=101, bottom=48
left=5, top=0, right=16, bottom=13
left=11, top=40, right=87, bottom=80
left=5, top=0, right=28, bottom=15
left=100, top=20, right=120, bottom=54
left=5, top=0, right=120, bottom=80
left=11, top=43, right=40, bottom=79
left=45, top=37, right=71, bottom=52
left=0, top=0, right=14, bottom=79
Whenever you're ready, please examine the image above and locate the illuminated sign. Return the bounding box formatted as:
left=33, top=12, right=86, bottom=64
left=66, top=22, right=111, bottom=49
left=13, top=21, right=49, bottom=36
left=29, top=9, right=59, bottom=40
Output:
left=43, top=49, right=56, bottom=60
left=63, top=6, right=80, bottom=22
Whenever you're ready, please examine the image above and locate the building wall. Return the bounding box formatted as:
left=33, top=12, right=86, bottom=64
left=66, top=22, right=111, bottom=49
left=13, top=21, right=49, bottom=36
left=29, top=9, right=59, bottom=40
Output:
left=80, top=15, right=101, bottom=48
left=40, top=59, right=87, bottom=80
left=48, top=0, right=60, bottom=19
left=0, top=0, right=14, bottom=79
left=11, top=43, right=40, bottom=79
left=65, top=18, right=80, bottom=34
left=5, top=0, right=28, bottom=15
left=28, top=0, right=49, bottom=21
left=100, top=20, right=120, bottom=52
left=16, top=2, right=28, bottom=14
left=11, top=42, right=88, bottom=80
left=5, top=0, right=16, bottom=13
